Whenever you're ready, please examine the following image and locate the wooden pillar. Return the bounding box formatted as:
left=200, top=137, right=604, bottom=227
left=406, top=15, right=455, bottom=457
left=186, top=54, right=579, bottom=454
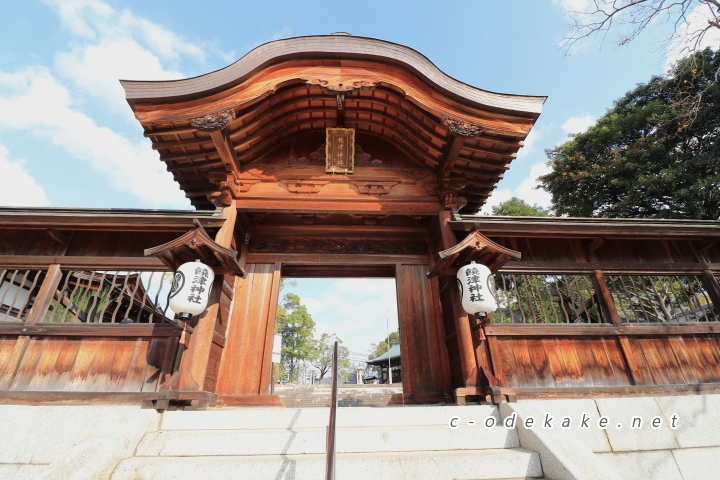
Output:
left=172, top=203, right=238, bottom=392
left=175, top=275, right=224, bottom=391
left=437, top=211, right=480, bottom=388
left=395, top=263, right=452, bottom=402
left=216, top=262, right=284, bottom=406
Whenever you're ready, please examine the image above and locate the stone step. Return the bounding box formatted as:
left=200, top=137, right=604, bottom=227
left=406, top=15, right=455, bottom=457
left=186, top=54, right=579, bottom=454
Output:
left=136, top=423, right=518, bottom=456
left=276, top=385, right=403, bottom=407
left=160, top=405, right=498, bottom=430
left=112, top=448, right=543, bottom=480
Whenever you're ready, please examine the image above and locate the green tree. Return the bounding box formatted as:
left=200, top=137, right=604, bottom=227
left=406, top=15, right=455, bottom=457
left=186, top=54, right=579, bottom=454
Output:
left=491, top=197, right=549, bottom=217
left=310, top=333, right=351, bottom=381
left=276, top=293, right=315, bottom=382
left=367, top=330, right=400, bottom=359
left=367, top=330, right=400, bottom=377
left=540, top=48, right=720, bottom=220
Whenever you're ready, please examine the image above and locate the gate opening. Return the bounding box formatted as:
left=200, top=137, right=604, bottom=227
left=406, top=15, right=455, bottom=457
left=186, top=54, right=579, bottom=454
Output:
left=276, top=276, right=400, bottom=386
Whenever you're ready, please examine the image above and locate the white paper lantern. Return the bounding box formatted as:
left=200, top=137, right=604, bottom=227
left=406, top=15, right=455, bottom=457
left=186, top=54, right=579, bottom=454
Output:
left=168, top=260, right=215, bottom=317
left=456, top=261, right=497, bottom=316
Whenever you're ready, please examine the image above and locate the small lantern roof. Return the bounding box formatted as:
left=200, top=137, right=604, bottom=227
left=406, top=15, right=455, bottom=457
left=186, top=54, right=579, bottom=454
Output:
left=144, top=224, right=246, bottom=277
left=427, top=229, right=521, bottom=278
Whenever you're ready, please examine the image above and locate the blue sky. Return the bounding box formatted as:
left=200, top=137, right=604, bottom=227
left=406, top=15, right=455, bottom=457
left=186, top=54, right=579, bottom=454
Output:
left=1, top=0, right=717, bottom=355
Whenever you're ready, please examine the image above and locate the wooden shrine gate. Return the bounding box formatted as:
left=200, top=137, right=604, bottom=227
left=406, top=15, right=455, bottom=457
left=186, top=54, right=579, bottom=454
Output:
left=2, top=35, right=719, bottom=408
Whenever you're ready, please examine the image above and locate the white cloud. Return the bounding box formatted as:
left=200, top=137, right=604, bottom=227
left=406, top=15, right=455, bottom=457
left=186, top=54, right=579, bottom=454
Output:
left=55, top=39, right=184, bottom=118
left=561, top=115, right=595, bottom=136
left=0, top=66, right=188, bottom=208
left=515, top=125, right=543, bottom=161
left=46, top=0, right=207, bottom=117
left=479, top=123, right=553, bottom=214
left=479, top=188, right=513, bottom=215
left=515, top=162, right=553, bottom=208
left=292, top=278, right=399, bottom=355
left=666, top=2, right=720, bottom=69
left=0, top=145, right=50, bottom=207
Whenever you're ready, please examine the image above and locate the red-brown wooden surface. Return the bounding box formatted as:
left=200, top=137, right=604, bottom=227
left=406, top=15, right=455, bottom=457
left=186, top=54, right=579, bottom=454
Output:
left=396, top=264, right=452, bottom=397
left=0, top=334, right=178, bottom=392
left=216, top=263, right=281, bottom=397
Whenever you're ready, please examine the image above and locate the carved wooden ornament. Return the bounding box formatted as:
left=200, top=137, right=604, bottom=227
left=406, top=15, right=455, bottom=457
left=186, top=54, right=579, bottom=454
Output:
left=326, top=128, right=355, bottom=174
left=441, top=115, right=484, bottom=137
left=189, top=109, right=236, bottom=132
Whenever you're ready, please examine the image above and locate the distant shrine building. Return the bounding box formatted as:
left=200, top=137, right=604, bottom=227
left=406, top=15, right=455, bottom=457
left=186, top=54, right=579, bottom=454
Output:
left=1, top=35, right=720, bottom=408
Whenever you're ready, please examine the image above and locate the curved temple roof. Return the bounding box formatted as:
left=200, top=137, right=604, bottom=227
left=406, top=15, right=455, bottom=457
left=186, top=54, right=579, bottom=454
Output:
left=122, top=34, right=547, bottom=213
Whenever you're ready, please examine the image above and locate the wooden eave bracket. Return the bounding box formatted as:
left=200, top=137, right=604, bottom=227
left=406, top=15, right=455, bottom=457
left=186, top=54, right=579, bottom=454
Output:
left=427, top=229, right=521, bottom=278
left=144, top=226, right=246, bottom=277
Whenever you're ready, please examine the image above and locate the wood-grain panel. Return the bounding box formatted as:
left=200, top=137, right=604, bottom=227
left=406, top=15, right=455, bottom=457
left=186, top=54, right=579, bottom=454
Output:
left=0, top=336, right=19, bottom=378
left=395, top=264, right=452, bottom=396
left=217, top=263, right=281, bottom=396
left=1, top=335, right=176, bottom=392
left=493, top=336, right=631, bottom=388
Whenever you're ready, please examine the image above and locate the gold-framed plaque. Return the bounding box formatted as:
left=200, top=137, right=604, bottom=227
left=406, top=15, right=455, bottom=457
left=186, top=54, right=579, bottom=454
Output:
left=325, top=127, right=355, bottom=174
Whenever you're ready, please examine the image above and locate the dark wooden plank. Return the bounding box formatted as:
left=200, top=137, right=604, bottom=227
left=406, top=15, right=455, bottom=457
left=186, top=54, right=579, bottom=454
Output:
left=489, top=336, right=516, bottom=386
left=571, top=338, right=600, bottom=387
left=667, top=336, right=699, bottom=384
left=6, top=325, right=181, bottom=337
left=122, top=338, right=153, bottom=392
left=0, top=256, right=166, bottom=269
left=0, top=336, right=19, bottom=381
left=525, top=337, right=554, bottom=387
left=499, top=383, right=720, bottom=400
left=0, top=390, right=217, bottom=405
left=24, top=337, right=65, bottom=391
left=8, top=338, right=44, bottom=391
left=51, top=336, right=82, bottom=390
left=484, top=324, right=720, bottom=336
left=106, top=338, right=140, bottom=391
left=246, top=253, right=429, bottom=266
left=603, top=337, right=640, bottom=384
left=64, top=338, right=102, bottom=391
left=141, top=338, right=167, bottom=392
left=499, top=261, right=714, bottom=274
left=84, top=338, right=122, bottom=392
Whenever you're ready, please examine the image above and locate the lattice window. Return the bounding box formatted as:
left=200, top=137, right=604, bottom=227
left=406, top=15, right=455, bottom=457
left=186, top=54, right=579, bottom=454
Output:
left=605, top=274, right=718, bottom=323
left=0, top=269, right=44, bottom=322
left=44, top=270, right=175, bottom=324
left=493, top=274, right=606, bottom=324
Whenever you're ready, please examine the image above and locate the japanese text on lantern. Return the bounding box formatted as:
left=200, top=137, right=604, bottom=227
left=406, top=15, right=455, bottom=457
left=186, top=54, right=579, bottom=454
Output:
left=465, top=267, right=485, bottom=303
left=188, top=266, right=209, bottom=304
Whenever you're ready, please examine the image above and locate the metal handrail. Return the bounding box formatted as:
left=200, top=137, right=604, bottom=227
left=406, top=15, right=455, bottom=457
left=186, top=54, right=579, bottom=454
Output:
left=325, top=340, right=338, bottom=480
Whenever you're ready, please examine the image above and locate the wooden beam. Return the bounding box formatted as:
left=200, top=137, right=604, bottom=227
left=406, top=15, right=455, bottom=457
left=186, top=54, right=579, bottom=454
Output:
left=246, top=253, right=429, bottom=265
left=500, top=261, right=718, bottom=274
left=0, top=256, right=166, bottom=270
left=209, top=129, right=241, bottom=174
left=484, top=323, right=720, bottom=336
left=0, top=324, right=181, bottom=337
left=26, top=264, right=63, bottom=325
left=214, top=201, right=237, bottom=248
left=439, top=135, right=465, bottom=180
left=701, top=270, right=720, bottom=311
left=591, top=270, right=622, bottom=327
